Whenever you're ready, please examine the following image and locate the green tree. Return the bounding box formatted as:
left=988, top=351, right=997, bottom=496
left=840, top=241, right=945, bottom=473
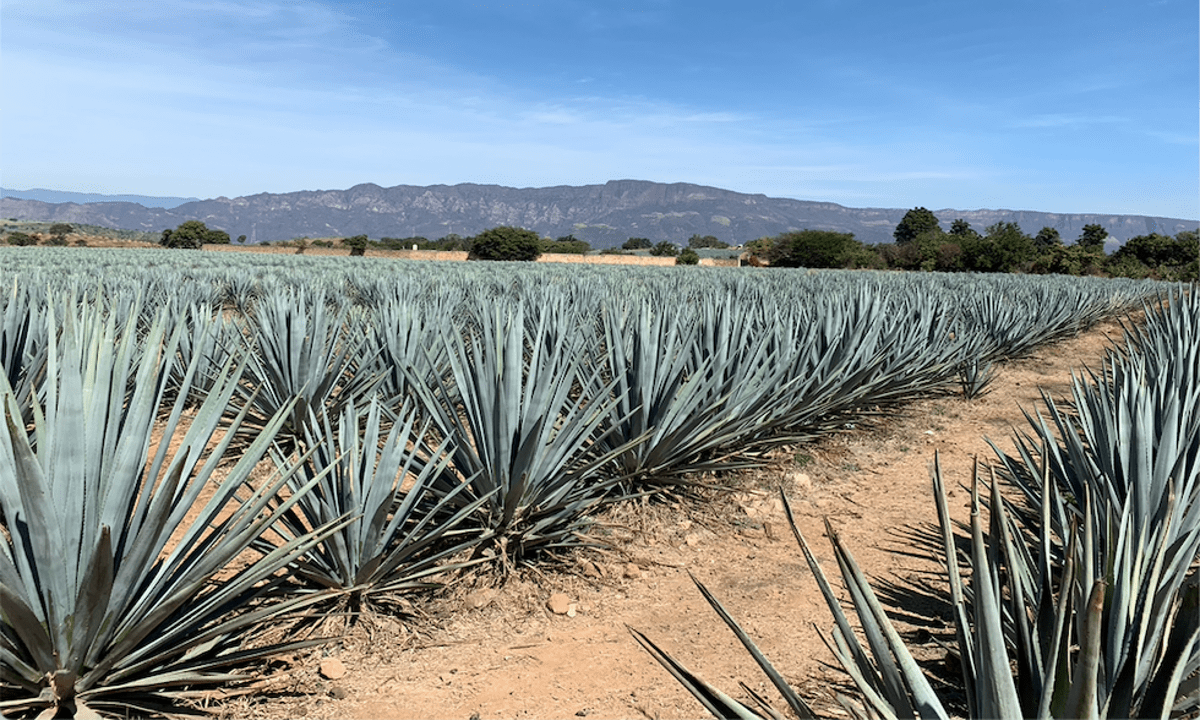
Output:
left=1111, top=232, right=1183, bottom=267
left=159, top=220, right=228, bottom=249
left=767, top=230, right=867, bottom=269
left=878, top=230, right=955, bottom=271
left=5, top=231, right=37, bottom=246
left=687, top=234, right=728, bottom=249
left=916, top=231, right=965, bottom=272
left=426, top=233, right=471, bottom=252
left=1105, top=253, right=1152, bottom=279
left=894, top=207, right=941, bottom=244
left=932, top=240, right=966, bottom=272
left=48, top=223, right=73, bottom=242
left=649, top=241, right=679, bottom=257
left=1108, top=230, right=1199, bottom=281
left=1031, top=244, right=1104, bottom=276
left=949, top=218, right=979, bottom=239
left=676, top=248, right=700, bottom=265
left=743, top=237, right=773, bottom=262
left=469, top=226, right=542, bottom=261
left=964, top=222, right=1036, bottom=273
left=622, top=237, right=652, bottom=250
left=1034, top=226, right=1062, bottom=250
left=343, top=234, right=369, bottom=257
left=1076, top=223, right=1109, bottom=251
left=541, top=235, right=591, bottom=254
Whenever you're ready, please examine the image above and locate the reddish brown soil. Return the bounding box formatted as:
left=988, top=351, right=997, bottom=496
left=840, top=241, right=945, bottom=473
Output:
left=203, top=317, right=1122, bottom=720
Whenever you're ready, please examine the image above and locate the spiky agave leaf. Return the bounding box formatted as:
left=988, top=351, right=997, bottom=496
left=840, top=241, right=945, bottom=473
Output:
left=0, top=281, right=48, bottom=425
left=628, top=626, right=773, bottom=720
left=633, top=460, right=1149, bottom=720
left=0, top=300, right=344, bottom=718
left=368, top=285, right=449, bottom=409
left=257, top=397, right=495, bottom=611
left=591, top=298, right=753, bottom=481
left=630, top=485, right=945, bottom=720
left=956, top=358, right=998, bottom=399
left=407, top=299, right=635, bottom=565
left=235, top=285, right=385, bottom=451
left=166, top=301, right=239, bottom=409
left=991, top=288, right=1200, bottom=718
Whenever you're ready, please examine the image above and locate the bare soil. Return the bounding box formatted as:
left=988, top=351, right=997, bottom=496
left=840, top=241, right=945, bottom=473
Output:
left=202, top=316, right=1124, bottom=720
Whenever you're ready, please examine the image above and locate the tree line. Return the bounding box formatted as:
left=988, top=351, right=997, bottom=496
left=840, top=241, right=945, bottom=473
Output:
left=749, top=207, right=1199, bottom=281
left=137, top=214, right=1200, bottom=279
left=4, top=223, right=83, bottom=247
left=156, top=224, right=722, bottom=264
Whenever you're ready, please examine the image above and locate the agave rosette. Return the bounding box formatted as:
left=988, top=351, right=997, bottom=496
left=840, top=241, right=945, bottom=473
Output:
left=0, top=302, right=343, bottom=717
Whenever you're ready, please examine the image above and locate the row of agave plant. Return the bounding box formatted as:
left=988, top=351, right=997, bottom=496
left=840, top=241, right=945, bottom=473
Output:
left=0, top=249, right=1176, bottom=717
left=635, top=288, right=1200, bottom=719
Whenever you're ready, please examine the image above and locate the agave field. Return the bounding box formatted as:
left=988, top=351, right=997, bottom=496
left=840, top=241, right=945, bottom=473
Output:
left=0, top=247, right=1193, bottom=718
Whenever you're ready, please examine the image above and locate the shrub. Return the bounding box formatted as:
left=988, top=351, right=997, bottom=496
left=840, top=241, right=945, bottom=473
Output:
left=649, top=241, right=678, bottom=257
left=1108, top=230, right=1198, bottom=280
left=160, top=220, right=229, bottom=249
left=48, top=223, right=73, bottom=242
left=6, top=231, right=38, bottom=246
left=430, top=234, right=471, bottom=252
left=342, top=234, right=369, bottom=256
left=469, top=226, right=542, bottom=261
left=541, top=235, right=592, bottom=254
left=687, top=234, right=729, bottom=249
left=767, top=229, right=866, bottom=268
left=676, top=248, right=700, bottom=265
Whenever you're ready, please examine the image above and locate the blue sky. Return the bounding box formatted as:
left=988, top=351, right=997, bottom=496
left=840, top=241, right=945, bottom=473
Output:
left=2, top=0, right=1197, bottom=218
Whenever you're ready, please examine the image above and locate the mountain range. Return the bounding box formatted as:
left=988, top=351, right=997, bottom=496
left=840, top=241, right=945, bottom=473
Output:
left=2, top=180, right=1195, bottom=248
left=1, top=188, right=199, bottom=209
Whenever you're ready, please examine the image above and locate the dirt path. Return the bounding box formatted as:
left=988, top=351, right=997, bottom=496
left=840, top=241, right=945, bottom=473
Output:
left=219, top=316, right=1123, bottom=720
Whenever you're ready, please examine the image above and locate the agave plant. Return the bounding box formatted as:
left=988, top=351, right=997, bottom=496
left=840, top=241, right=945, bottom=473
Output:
left=761, top=288, right=963, bottom=443
left=634, top=292, right=1200, bottom=719
left=0, top=281, right=48, bottom=425
left=236, top=286, right=384, bottom=450
left=992, top=289, right=1200, bottom=718
left=956, top=357, right=997, bottom=399
left=0, top=302, right=343, bottom=718
left=407, top=300, right=636, bottom=565
left=256, top=398, right=494, bottom=615
left=591, top=298, right=769, bottom=481
left=165, top=301, right=239, bottom=408
left=368, top=286, right=450, bottom=409
left=635, top=456, right=1198, bottom=719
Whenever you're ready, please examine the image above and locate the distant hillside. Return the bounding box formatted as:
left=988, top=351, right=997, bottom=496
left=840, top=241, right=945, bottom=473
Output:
left=1, top=188, right=199, bottom=209
left=1, top=180, right=1194, bottom=248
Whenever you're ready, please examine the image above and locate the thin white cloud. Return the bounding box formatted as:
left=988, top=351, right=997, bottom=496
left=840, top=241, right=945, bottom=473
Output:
left=1011, top=114, right=1128, bottom=129
left=1142, top=129, right=1200, bottom=145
